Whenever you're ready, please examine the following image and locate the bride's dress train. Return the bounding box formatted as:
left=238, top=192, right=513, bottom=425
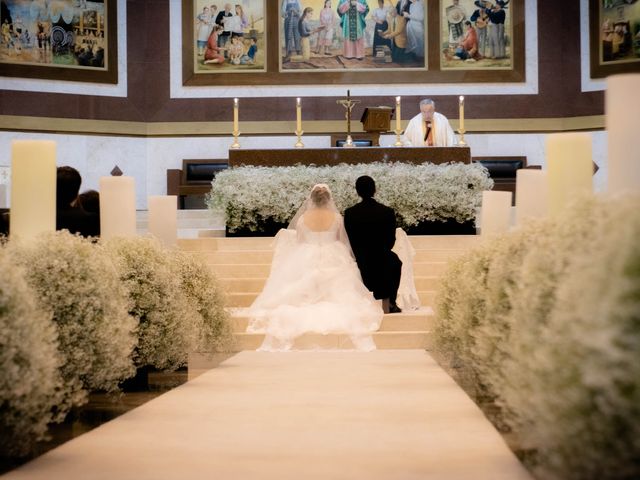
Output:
left=246, top=218, right=383, bottom=351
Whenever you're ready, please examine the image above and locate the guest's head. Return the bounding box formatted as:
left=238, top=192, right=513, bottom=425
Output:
left=78, top=189, right=100, bottom=214
left=310, top=184, right=331, bottom=207
left=419, top=98, right=436, bottom=122
left=57, top=166, right=82, bottom=208
left=355, top=175, right=376, bottom=199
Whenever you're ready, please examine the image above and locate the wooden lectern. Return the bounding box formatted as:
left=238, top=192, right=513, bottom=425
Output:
left=360, top=106, right=393, bottom=146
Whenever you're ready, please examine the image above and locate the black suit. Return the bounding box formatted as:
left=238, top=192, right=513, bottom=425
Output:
left=344, top=198, right=402, bottom=302
left=57, top=205, right=100, bottom=238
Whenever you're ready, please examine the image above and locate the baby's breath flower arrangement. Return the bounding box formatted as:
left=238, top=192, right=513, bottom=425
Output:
left=104, top=237, right=200, bottom=371
left=207, top=162, right=492, bottom=232
left=0, top=249, right=62, bottom=456
left=434, top=194, right=640, bottom=480
left=7, top=232, right=136, bottom=411
left=172, top=251, right=234, bottom=352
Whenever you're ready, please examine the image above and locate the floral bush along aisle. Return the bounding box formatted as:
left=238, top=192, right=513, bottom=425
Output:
left=0, top=234, right=233, bottom=457
left=207, top=162, right=493, bottom=234
left=0, top=249, right=62, bottom=456
left=7, top=232, right=137, bottom=411
left=434, top=194, right=640, bottom=480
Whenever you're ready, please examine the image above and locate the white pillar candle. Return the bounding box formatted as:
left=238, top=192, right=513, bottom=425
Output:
left=459, top=96, right=465, bottom=131
left=99, top=176, right=136, bottom=240
left=606, top=73, right=640, bottom=193
left=10, top=140, right=56, bottom=240
left=233, top=98, right=239, bottom=133
left=546, top=133, right=593, bottom=215
left=296, top=97, right=302, bottom=132
left=395, top=96, right=401, bottom=132
left=148, top=195, right=177, bottom=248
left=515, top=169, right=548, bottom=226
left=481, top=190, right=512, bottom=237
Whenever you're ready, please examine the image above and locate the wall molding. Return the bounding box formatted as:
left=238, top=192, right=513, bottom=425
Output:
left=0, top=115, right=604, bottom=137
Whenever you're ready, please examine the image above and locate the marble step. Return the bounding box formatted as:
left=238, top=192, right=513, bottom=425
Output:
left=233, top=331, right=431, bottom=351
left=178, top=235, right=480, bottom=252
left=226, top=290, right=438, bottom=308
left=199, top=249, right=466, bottom=265
left=230, top=312, right=434, bottom=333
left=209, top=263, right=449, bottom=279
left=219, top=275, right=441, bottom=293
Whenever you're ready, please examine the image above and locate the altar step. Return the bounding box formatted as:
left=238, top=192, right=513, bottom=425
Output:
left=225, top=290, right=438, bottom=308
left=233, top=331, right=431, bottom=351
left=137, top=209, right=225, bottom=239
left=177, top=234, right=480, bottom=252
left=231, top=312, right=433, bottom=332
left=178, top=235, right=479, bottom=351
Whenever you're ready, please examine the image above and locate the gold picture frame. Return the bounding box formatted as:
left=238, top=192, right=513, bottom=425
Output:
left=0, top=0, right=118, bottom=84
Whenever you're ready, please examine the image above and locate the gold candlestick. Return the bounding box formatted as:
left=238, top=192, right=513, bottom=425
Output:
left=230, top=131, right=241, bottom=149
left=336, top=90, right=360, bottom=148
left=231, top=98, right=241, bottom=149
left=394, top=129, right=404, bottom=147
left=457, top=128, right=467, bottom=147
left=294, top=129, right=304, bottom=148
left=457, top=95, right=466, bottom=147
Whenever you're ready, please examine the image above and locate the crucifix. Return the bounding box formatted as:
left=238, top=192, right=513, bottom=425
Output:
left=336, top=90, right=360, bottom=148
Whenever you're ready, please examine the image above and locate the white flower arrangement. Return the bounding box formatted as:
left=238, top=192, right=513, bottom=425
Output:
left=207, top=162, right=492, bottom=232
left=0, top=249, right=63, bottom=456
left=172, top=251, right=234, bottom=352
left=434, top=194, right=640, bottom=479
left=7, top=232, right=137, bottom=411
left=104, top=237, right=201, bottom=371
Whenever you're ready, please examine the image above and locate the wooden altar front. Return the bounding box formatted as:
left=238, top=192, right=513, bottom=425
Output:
left=228, top=147, right=471, bottom=167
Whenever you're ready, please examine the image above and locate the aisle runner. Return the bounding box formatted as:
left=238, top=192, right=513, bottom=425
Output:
left=3, top=351, right=532, bottom=480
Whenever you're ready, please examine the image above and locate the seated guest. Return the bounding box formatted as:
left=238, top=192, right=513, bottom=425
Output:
left=78, top=189, right=100, bottom=215
left=57, top=166, right=100, bottom=237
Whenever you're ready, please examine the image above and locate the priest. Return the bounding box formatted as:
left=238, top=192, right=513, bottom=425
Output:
left=403, top=98, right=456, bottom=147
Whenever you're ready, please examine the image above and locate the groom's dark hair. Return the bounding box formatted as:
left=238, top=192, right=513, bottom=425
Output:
left=355, top=175, right=375, bottom=199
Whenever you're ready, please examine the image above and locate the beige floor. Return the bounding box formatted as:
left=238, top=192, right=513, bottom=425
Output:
left=3, top=351, right=532, bottom=480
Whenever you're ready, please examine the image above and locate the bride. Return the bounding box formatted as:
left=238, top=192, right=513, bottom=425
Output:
left=245, top=184, right=383, bottom=351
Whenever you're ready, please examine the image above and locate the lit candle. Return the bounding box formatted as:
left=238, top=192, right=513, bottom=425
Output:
left=395, top=96, right=401, bottom=132
left=459, top=96, right=465, bottom=131
left=10, top=140, right=56, bottom=240
left=515, top=169, right=548, bottom=226
left=296, top=97, right=302, bottom=133
left=99, top=176, right=136, bottom=240
left=148, top=195, right=177, bottom=248
left=480, top=190, right=512, bottom=237
left=233, top=98, right=239, bottom=133
left=606, top=73, right=640, bottom=193
left=546, top=133, right=593, bottom=216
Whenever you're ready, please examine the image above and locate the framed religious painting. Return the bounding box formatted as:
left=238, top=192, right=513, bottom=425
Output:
left=0, top=0, right=117, bottom=83
left=590, top=0, right=640, bottom=78
left=279, top=0, right=428, bottom=73
left=188, top=0, right=266, bottom=75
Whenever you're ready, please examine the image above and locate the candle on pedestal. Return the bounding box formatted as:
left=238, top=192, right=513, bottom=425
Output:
left=515, top=169, right=548, bottom=226
left=233, top=98, right=239, bottom=133
left=99, top=176, right=136, bottom=240
left=546, top=133, right=593, bottom=216
left=10, top=140, right=56, bottom=240
left=481, top=190, right=513, bottom=237
left=296, top=97, right=302, bottom=132
left=148, top=195, right=177, bottom=248
left=395, top=96, right=401, bottom=132
left=459, top=96, right=465, bottom=131
left=606, top=73, right=640, bottom=193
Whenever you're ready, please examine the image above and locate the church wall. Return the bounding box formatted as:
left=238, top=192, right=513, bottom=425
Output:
left=0, top=0, right=610, bottom=209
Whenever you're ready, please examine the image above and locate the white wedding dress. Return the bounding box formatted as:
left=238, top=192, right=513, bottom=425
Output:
left=246, top=213, right=383, bottom=351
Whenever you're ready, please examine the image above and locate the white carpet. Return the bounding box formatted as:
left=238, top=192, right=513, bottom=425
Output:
left=3, top=351, right=532, bottom=480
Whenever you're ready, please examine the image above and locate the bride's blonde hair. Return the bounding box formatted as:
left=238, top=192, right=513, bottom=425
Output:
left=310, top=184, right=331, bottom=207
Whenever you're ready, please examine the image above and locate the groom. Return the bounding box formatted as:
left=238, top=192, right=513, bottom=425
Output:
left=344, top=176, right=403, bottom=314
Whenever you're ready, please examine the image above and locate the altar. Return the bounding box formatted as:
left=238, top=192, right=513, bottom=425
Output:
left=228, top=146, right=471, bottom=167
